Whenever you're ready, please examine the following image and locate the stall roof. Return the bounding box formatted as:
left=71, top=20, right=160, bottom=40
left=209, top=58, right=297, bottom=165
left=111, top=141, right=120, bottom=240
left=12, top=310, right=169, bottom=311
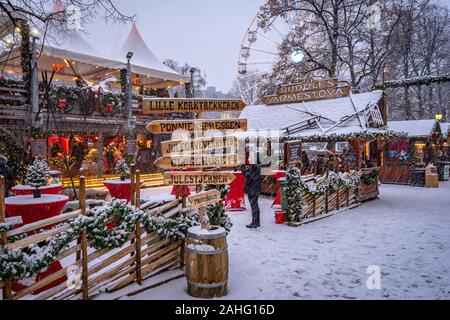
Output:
left=441, top=123, right=450, bottom=136
left=0, top=23, right=188, bottom=87
left=239, top=91, right=386, bottom=138
left=387, top=120, right=438, bottom=138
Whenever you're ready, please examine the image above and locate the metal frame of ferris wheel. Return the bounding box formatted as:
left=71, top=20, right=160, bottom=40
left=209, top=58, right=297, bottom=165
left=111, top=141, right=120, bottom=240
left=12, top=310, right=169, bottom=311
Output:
left=237, top=1, right=306, bottom=105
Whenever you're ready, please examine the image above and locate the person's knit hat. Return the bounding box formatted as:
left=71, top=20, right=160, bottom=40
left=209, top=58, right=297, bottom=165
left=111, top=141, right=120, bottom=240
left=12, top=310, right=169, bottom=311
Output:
left=0, top=154, right=7, bottom=163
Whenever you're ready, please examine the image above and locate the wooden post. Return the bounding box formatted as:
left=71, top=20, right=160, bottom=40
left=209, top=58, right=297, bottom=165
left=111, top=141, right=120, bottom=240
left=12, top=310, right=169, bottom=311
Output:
left=346, top=188, right=350, bottom=207
left=97, top=132, right=103, bottom=178
left=134, top=170, right=142, bottom=285
left=312, top=196, right=316, bottom=217
left=325, top=191, right=329, bottom=213
left=356, top=139, right=362, bottom=171
left=181, top=185, right=187, bottom=209
left=336, top=185, right=340, bottom=210
left=130, top=165, right=136, bottom=206
left=79, top=176, right=89, bottom=300
left=175, top=186, right=180, bottom=200
left=0, top=176, right=12, bottom=300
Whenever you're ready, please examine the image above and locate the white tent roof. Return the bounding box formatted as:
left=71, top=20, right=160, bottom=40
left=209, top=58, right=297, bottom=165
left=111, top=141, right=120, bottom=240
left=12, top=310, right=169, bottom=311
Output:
left=239, top=91, right=385, bottom=138
left=0, top=22, right=188, bottom=87
left=387, top=120, right=438, bottom=138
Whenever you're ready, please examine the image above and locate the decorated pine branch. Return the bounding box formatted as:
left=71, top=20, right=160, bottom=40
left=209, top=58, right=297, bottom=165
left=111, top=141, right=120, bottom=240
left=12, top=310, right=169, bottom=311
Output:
left=206, top=185, right=233, bottom=233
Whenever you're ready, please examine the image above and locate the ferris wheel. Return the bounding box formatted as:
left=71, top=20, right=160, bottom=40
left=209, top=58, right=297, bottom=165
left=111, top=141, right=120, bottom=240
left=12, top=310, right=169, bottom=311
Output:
left=237, top=2, right=327, bottom=105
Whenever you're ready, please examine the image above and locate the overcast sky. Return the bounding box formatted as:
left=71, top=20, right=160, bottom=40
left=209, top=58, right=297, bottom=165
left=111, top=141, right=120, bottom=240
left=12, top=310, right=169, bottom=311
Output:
left=83, top=0, right=450, bottom=93
left=83, top=0, right=265, bottom=92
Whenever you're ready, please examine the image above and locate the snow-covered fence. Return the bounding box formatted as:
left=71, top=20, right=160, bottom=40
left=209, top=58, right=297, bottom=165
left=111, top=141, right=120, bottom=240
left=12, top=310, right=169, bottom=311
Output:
left=0, top=172, right=187, bottom=300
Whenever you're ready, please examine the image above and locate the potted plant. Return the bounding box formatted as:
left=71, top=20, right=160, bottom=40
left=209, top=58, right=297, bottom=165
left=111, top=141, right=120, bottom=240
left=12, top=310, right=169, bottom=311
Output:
left=25, top=158, right=51, bottom=198
left=115, top=159, right=130, bottom=181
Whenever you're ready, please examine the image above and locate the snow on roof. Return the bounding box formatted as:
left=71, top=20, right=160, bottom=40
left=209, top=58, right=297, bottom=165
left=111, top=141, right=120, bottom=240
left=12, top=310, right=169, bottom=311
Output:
left=239, top=91, right=384, bottom=137
left=116, top=23, right=174, bottom=74
left=441, top=123, right=450, bottom=136
left=387, top=119, right=437, bottom=138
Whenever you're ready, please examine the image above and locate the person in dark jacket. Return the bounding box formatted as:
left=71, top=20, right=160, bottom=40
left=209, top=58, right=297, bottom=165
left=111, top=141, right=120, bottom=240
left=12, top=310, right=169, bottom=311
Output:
left=240, top=163, right=262, bottom=229
left=0, top=155, right=13, bottom=197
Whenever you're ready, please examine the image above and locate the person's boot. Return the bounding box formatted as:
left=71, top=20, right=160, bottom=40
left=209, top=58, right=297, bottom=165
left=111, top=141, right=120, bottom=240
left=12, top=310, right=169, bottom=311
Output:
left=246, top=223, right=255, bottom=229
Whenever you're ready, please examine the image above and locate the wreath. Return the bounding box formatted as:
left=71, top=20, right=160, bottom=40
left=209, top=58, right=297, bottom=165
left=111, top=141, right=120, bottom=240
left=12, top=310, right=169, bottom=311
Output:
left=50, top=86, right=77, bottom=113
left=99, top=92, right=121, bottom=117
left=86, top=199, right=142, bottom=249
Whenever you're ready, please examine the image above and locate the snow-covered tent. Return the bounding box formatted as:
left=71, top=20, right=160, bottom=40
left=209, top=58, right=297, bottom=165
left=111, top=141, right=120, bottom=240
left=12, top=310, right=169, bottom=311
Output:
left=0, top=5, right=188, bottom=88
left=387, top=119, right=439, bottom=138
left=112, top=23, right=188, bottom=87
left=239, top=91, right=387, bottom=139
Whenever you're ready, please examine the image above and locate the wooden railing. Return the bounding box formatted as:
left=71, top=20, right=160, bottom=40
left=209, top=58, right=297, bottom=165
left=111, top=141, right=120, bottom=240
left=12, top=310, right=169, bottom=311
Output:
left=0, top=170, right=185, bottom=300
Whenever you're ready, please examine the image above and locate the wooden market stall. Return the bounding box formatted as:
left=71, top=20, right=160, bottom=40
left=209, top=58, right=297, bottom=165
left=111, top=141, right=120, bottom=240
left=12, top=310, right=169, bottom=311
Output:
left=381, top=120, right=446, bottom=186
left=239, top=78, right=396, bottom=224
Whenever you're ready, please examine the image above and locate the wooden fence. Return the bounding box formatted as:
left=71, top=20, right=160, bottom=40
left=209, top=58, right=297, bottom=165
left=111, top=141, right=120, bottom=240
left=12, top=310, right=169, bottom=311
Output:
left=0, top=169, right=186, bottom=300
left=288, top=173, right=358, bottom=227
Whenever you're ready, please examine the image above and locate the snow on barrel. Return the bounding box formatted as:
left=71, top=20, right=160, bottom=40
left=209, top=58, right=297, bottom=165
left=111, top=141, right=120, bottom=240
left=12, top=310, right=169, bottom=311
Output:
left=185, top=226, right=228, bottom=298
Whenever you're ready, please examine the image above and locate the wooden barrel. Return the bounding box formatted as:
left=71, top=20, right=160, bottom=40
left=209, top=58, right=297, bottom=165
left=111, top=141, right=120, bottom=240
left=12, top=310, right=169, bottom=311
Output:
left=186, top=226, right=228, bottom=298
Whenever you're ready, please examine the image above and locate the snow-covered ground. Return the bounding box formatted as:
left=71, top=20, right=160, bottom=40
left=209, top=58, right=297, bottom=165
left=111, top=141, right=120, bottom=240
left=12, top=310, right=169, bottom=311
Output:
left=101, top=183, right=450, bottom=300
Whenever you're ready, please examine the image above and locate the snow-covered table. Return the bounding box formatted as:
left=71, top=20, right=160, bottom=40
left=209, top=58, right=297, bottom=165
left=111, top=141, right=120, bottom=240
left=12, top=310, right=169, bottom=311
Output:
left=5, top=194, right=69, bottom=227
left=4, top=194, right=69, bottom=294
left=104, top=179, right=132, bottom=202
left=12, top=184, right=63, bottom=196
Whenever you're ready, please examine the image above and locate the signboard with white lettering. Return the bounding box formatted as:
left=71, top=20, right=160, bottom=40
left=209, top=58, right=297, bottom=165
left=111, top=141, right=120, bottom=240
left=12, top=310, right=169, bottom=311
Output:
left=262, top=85, right=351, bottom=105
left=142, top=98, right=245, bottom=114
left=164, top=171, right=236, bottom=185
left=161, top=136, right=238, bottom=157
left=146, top=119, right=248, bottom=134
left=276, top=79, right=338, bottom=95
left=154, top=154, right=240, bottom=170
left=188, top=190, right=221, bottom=210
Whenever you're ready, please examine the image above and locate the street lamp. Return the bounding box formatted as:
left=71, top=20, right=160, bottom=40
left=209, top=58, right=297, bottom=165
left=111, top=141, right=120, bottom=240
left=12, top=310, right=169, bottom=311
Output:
left=189, top=67, right=196, bottom=98
left=126, top=51, right=134, bottom=129
left=435, top=114, right=443, bottom=121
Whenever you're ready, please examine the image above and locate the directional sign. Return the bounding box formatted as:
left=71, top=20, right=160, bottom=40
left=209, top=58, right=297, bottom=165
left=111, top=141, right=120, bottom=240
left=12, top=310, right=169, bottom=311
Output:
left=262, top=85, right=351, bottom=105
left=188, top=190, right=221, bottom=210
left=154, top=154, right=240, bottom=170
left=161, top=136, right=238, bottom=157
left=276, top=79, right=338, bottom=95
left=142, top=98, right=246, bottom=114
left=146, top=119, right=248, bottom=135
left=164, top=171, right=236, bottom=185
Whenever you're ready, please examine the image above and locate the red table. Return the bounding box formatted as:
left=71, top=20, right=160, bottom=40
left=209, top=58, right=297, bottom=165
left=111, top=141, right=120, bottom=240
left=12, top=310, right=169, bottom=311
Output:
left=5, top=194, right=69, bottom=227
left=272, top=170, right=286, bottom=207
left=12, top=184, right=63, bottom=196
left=225, top=172, right=246, bottom=211
left=5, top=194, right=69, bottom=294
left=104, top=179, right=132, bottom=202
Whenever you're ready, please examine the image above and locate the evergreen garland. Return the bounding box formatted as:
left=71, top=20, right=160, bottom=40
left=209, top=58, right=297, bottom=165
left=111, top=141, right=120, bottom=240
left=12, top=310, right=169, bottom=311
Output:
left=282, top=130, right=408, bottom=143
left=360, top=170, right=380, bottom=186
left=0, top=200, right=202, bottom=281
left=283, top=168, right=362, bottom=222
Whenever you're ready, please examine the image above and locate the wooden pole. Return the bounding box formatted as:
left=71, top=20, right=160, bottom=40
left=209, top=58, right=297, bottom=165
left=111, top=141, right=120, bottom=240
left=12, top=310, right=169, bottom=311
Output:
left=346, top=188, right=350, bottom=207
left=0, top=176, right=12, bottom=300
left=181, top=185, right=187, bottom=209
left=325, top=191, right=329, bottom=213
left=97, top=132, right=103, bottom=178
left=134, top=170, right=142, bottom=285
left=336, top=185, right=340, bottom=210
left=356, top=139, right=362, bottom=171
left=79, top=176, right=89, bottom=300
left=130, top=165, right=136, bottom=206
left=312, top=196, right=316, bottom=217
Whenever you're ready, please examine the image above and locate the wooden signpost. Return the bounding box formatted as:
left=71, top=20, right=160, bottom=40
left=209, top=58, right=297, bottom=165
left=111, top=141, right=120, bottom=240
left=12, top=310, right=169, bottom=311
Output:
left=262, top=78, right=351, bottom=105
left=142, top=98, right=245, bottom=114
left=146, top=119, right=248, bottom=135
left=161, top=136, right=238, bottom=157
left=154, top=154, right=239, bottom=170
left=164, top=171, right=236, bottom=185
left=187, top=190, right=221, bottom=231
